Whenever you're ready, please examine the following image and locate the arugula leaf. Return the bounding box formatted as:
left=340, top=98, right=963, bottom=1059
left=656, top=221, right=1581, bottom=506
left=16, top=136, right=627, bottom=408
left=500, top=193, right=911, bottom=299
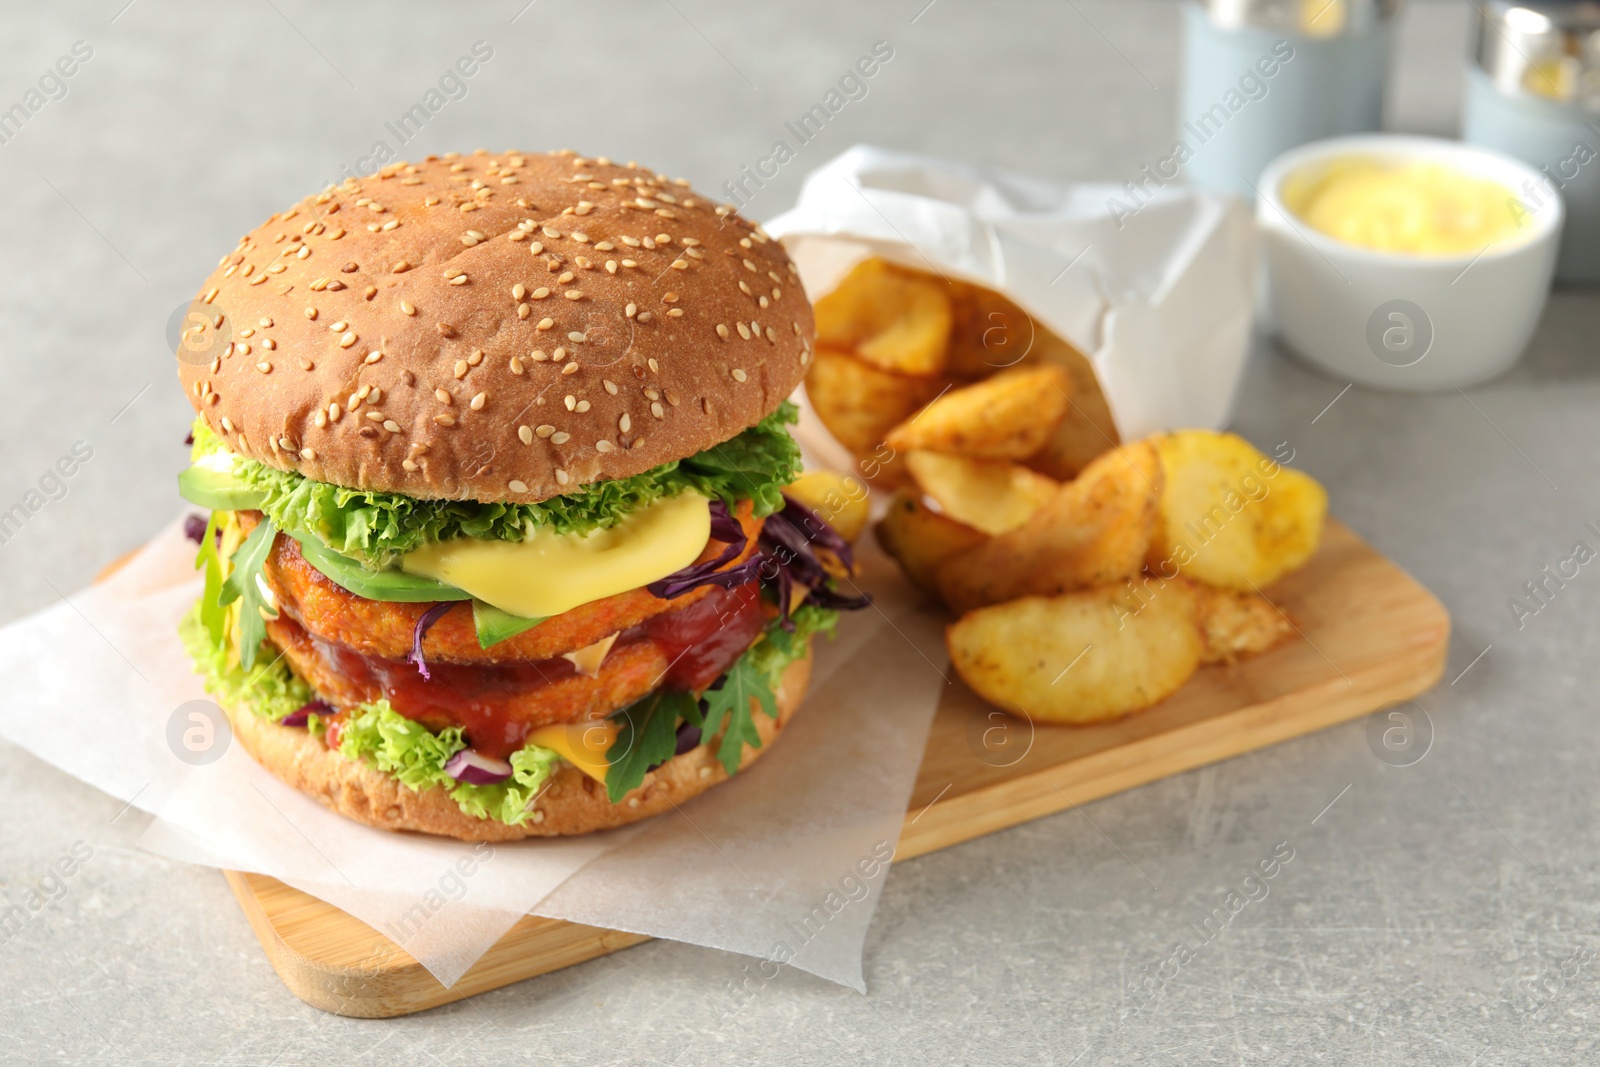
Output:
left=194, top=510, right=226, bottom=645
left=188, top=402, right=801, bottom=567
left=472, top=600, right=547, bottom=649
left=218, top=519, right=278, bottom=670
left=700, top=654, right=780, bottom=776
left=605, top=688, right=699, bottom=803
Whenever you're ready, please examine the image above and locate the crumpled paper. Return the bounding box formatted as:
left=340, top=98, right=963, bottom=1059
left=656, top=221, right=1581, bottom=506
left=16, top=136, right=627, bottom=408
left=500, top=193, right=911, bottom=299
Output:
left=0, top=507, right=947, bottom=992
left=766, top=144, right=1257, bottom=439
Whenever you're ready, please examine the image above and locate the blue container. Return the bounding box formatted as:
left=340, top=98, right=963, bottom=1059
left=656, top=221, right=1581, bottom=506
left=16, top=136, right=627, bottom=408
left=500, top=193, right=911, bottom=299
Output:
left=1179, top=0, right=1400, bottom=199
left=1460, top=1, right=1600, bottom=285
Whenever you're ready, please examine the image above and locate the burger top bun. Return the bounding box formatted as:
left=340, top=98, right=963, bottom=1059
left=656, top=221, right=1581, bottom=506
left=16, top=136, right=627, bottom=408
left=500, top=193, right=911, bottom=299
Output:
left=177, top=149, right=813, bottom=504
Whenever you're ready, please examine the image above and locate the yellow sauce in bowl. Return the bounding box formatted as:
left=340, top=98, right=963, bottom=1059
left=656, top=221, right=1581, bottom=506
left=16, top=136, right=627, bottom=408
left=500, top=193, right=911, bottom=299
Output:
left=1281, top=157, right=1530, bottom=256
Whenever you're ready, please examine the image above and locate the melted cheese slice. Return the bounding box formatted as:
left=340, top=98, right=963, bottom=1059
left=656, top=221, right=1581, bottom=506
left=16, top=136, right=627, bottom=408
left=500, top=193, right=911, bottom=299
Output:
left=527, top=721, right=618, bottom=784
left=400, top=490, right=711, bottom=619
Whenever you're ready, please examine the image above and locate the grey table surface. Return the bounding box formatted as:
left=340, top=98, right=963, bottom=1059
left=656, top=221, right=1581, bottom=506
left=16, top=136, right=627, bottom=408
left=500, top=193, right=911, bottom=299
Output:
left=1, top=0, right=1597, bottom=1063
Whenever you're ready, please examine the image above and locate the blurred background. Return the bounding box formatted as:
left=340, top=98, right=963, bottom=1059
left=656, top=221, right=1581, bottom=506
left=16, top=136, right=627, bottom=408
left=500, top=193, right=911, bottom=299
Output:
left=5, top=2, right=1600, bottom=1063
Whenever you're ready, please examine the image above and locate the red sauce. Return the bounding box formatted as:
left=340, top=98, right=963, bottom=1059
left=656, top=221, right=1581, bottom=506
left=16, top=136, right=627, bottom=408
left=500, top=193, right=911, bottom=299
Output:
left=312, top=580, right=769, bottom=757
left=644, top=581, right=768, bottom=692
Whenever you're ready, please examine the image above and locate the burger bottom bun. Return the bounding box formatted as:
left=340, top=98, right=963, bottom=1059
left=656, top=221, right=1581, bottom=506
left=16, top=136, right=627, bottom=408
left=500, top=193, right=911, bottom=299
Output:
left=223, top=645, right=813, bottom=842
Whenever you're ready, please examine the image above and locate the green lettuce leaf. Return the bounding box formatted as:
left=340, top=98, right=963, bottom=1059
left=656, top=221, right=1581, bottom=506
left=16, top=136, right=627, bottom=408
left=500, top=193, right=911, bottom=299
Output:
left=217, top=519, right=278, bottom=670
left=180, top=602, right=561, bottom=827
left=604, top=689, right=700, bottom=803
left=189, top=402, right=801, bottom=567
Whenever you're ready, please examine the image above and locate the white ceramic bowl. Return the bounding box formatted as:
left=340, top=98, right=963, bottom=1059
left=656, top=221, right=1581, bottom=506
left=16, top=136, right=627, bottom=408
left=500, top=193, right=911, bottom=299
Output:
left=1256, top=134, right=1562, bottom=392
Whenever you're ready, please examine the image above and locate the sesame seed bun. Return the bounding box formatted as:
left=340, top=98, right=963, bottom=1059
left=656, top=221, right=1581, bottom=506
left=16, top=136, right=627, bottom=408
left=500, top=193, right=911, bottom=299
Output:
left=177, top=149, right=813, bottom=503
left=222, top=645, right=812, bottom=841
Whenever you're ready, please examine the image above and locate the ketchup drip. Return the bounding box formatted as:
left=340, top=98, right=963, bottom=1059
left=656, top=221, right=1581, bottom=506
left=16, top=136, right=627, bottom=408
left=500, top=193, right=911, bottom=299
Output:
left=315, top=581, right=769, bottom=758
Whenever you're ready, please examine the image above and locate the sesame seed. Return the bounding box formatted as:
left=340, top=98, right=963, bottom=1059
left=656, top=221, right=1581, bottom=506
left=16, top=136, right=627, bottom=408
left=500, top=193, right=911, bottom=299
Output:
left=264, top=339, right=277, bottom=350
left=558, top=271, right=574, bottom=283
left=667, top=308, right=683, bottom=318
left=637, top=311, right=653, bottom=323
left=449, top=274, right=469, bottom=286
left=467, top=349, right=484, bottom=366
left=552, top=432, right=571, bottom=445
left=470, top=392, right=487, bottom=410
left=434, top=413, right=457, bottom=426
left=596, top=440, right=614, bottom=453
left=751, top=320, right=760, bottom=335
left=402, top=459, right=418, bottom=471
left=238, top=343, right=252, bottom=356
left=648, top=357, right=659, bottom=372
left=670, top=260, right=688, bottom=270
left=532, top=287, right=550, bottom=299
left=517, top=425, right=534, bottom=445
left=330, top=320, right=348, bottom=332
left=438, top=323, right=457, bottom=337
left=366, top=410, right=384, bottom=421
left=454, top=360, right=468, bottom=378
left=564, top=395, right=576, bottom=411
left=536, top=424, right=555, bottom=438
left=329, top=402, right=342, bottom=421
left=393, top=260, right=412, bottom=272
left=383, top=420, right=400, bottom=433
left=562, top=362, right=579, bottom=376
left=605, top=261, right=618, bottom=274
left=595, top=241, right=614, bottom=251
left=305, top=307, right=318, bottom=320
left=621, top=236, right=640, bottom=247
left=528, top=242, right=544, bottom=255
left=732, top=368, right=747, bottom=382
left=256, top=361, right=272, bottom=373
left=401, top=301, right=416, bottom=316
left=603, top=379, right=619, bottom=395
left=518, top=303, right=531, bottom=319
left=512, top=284, right=527, bottom=299
left=510, top=356, right=525, bottom=374
left=765, top=327, right=777, bottom=343
left=716, top=324, right=730, bottom=340
left=651, top=402, right=664, bottom=419
left=434, top=388, right=451, bottom=404
left=564, top=290, right=582, bottom=300
left=572, top=230, right=590, bottom=241
left=576, top=400, right=591, bottom=412
left=556, top=470, right=570, bottom=485
left=543, top=227, right=562, bottom=238
left=531, top=349, right=549, bottom=361
left=625, top=303, right=637, bottom=318
left=662, top=292, right=679, bottom=304
left=340, top=332, right=357, bottom=347
left=509, top=479, right=529, bottom=493
left=567, top=331, right=585, bottom=342
left=300, top=447, right=315, bottom=460
left=364, top=350, right=383, bottom=364
left=619, top=414, right=631, bottom=432
left=620, top=259, right=638, bottom=268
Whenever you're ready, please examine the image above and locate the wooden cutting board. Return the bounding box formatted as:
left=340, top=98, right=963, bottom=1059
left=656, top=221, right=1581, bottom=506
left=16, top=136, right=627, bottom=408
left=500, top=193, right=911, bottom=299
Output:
left=196, top=519, right=1448, bottom=1017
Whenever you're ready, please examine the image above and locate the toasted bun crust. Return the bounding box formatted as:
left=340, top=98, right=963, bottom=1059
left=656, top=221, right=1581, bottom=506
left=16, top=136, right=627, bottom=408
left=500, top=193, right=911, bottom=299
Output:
left=223, top=647, right=812, bottom=841
left=176, top=150, right=812, bottom=504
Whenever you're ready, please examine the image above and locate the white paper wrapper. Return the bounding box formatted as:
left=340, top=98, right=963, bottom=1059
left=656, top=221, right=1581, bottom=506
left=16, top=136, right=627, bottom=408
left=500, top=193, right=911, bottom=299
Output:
left=766, top=145, right=1257, bottom=439
left=0, top=510, right=947, bottom=990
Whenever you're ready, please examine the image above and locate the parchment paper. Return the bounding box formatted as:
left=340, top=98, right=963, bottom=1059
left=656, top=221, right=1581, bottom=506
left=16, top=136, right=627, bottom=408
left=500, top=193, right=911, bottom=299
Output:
left=766, top=144, right=1257, bottom=439
left=0, top=507, right=947, bottom=991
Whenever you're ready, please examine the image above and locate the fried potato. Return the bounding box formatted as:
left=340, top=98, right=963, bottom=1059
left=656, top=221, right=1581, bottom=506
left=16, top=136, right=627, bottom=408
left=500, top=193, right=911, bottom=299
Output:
left=935, top=441, right=1162, bottom=614
left=944, top=283, right=1039, bottom=379
left=874, top=488, right=990, bottom=592
left=805, top=347, right=943, bottom=454
left=815, top=257, right=953, bottom=376
left=905, top=451, right=1059, bottom=537
left=946, top=578, right=1202, bottom=724
left=784, top=470, right=871, bottom=543
left=1147, top=431, right=1328, bottom=591
left=884, top=365, right=1072, bottom=460
left=1026, top=331, right=1121, bottom=480
left=1195, top=584, right=1294, bottom=665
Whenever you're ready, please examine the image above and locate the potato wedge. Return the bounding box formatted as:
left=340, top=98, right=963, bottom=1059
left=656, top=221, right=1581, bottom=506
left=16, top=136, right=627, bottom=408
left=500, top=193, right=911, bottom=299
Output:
left=935, top=441, right=1162, bottom=614
left=884, top=365, right=1072, bottom=460
left=815, top=258, right=953, bottom=376
left=905, top=451, right=1059, bottom=537
left=805, top=347, right=942, bottom=454
left=784, top=470, right=871, bottom=543
left=1147, top=431, right=1328, bottom=591
left=947, top=578, right=1202, bottom=724
left=1195, top=584, right=1294, bottom=665
left=1026, top=331, right=1121, bottom=480
left=874, top=488, right=990, bottom=592
left=944, top=283, right=1039, bottom=378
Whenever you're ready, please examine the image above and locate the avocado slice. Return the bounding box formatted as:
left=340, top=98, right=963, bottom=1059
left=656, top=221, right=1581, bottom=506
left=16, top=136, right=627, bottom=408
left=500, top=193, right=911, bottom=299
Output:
left=472, top=600, right=547, bottom=648
left=288, top=532, right=471, bottom=603
left=177, top=464, right=266, bottom=512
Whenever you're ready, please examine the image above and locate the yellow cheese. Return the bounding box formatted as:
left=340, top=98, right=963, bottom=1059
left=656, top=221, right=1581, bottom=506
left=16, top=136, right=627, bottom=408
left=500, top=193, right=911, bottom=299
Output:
left=400, top=491, right=711, bottom=618
left=562, top=632, right=619, bottom=678
left=528, top=721, right=618, bottom=784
